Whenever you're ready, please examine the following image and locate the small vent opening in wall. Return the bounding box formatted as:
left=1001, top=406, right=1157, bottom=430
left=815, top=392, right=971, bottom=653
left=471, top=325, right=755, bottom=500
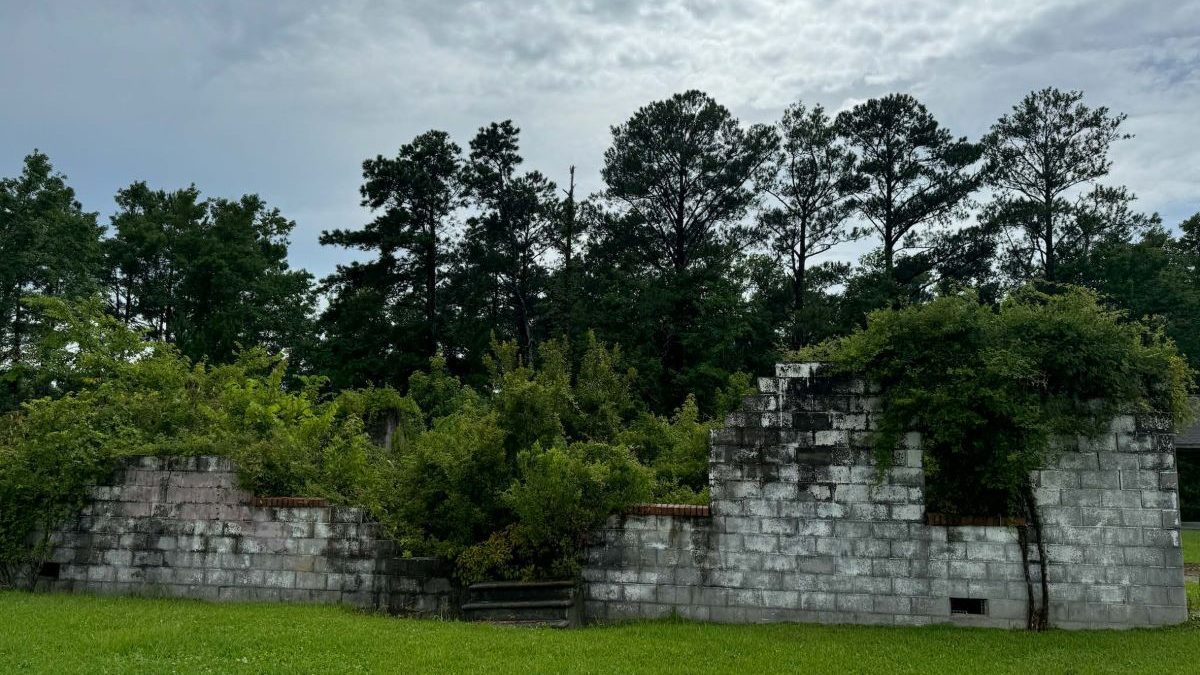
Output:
left=950, top=597, right=987, bottom=615
left=38, top=562, right=61, bottom=579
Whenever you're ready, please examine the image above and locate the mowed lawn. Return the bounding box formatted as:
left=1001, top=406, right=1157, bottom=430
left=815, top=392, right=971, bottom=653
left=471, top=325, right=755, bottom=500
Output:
left=1184, top=529, right=1200, bottom=565
left=2, top=591, right=1200, bottom=675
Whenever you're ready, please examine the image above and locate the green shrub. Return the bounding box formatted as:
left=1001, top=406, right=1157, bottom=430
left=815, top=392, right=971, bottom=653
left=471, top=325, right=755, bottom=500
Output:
left=0, top=298, right=416, bottom=586
left=406, top=353, right=473, bottom=425
left=456, top=440, right=652, bottom=583
left=0, top=298, right=734, bottom=585
left=379, top=402, right=510, bottom=558
left=620, top=396, right=713, bottom=504
left=568, top=333, right=641, bottom=441
left=807, top=285, right=1192, bottom=517
left=0, top=402, right=112, bottom=588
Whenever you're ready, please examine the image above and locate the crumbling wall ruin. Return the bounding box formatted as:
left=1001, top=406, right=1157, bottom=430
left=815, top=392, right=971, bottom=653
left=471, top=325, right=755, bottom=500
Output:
left=583, top=363, right=1187, bottom=629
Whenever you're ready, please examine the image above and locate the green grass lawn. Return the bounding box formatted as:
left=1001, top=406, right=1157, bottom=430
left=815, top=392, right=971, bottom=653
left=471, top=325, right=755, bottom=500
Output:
left=2, top=592, right=1200, bottom=674
left=1183, top=529, right=1200, bottom=565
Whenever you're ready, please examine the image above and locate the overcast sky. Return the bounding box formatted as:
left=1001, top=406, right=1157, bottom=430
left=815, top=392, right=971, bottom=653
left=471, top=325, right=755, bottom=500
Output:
left=2, top=0, right=1198, bottom=280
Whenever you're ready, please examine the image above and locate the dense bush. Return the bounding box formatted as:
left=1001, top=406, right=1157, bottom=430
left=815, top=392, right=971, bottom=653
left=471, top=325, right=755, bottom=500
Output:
left=382, top=334, right=716, bottom=578
left=0, top=300, right=730, bottom=586
left=808, top=285, right=1191, bottom=517
left=0, top=298, right=410, bottom=586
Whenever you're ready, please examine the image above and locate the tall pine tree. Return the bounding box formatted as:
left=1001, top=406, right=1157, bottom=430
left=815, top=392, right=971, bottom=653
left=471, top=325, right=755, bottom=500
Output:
left=0, top=152, right=104, bottom=409
left=318, top=130, right=462, bottom=388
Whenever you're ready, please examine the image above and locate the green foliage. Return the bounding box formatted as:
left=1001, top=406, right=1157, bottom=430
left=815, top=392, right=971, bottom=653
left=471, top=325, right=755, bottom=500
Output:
left=0, top=295, right=743, bottom=583
left=755, top=101, right=864, bottom=349
left=406, top=352, right=473, bottom=424
left=1, top=151, right=104, bottom=411
left=365, top=332, right=737, bottom=575
left=569, top=332, right=640, bottom=441
left=0, top=402, right=112, bottom=588
left=457, top=440, right=651, bottom=583
left=106, top=183, right=316, bottom=367
left=836, top=93, right=982, bottom=279
left=619, top=396, right=714, bottom=504
left=0, top=298, right=410, bottom=586
left=587, top=90, right=781, bottom=412
left=379, top=402, right=510, bottom=558
left=983, top=88, right=1133, bottom=284
left=317, top=130, right=462, bottom=388
left=808, top=285, right=1192, bottom=516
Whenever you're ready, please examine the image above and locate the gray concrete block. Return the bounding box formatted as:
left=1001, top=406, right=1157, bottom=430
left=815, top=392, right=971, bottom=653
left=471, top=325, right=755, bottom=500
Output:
left=835, top=594, right=873, bottom=613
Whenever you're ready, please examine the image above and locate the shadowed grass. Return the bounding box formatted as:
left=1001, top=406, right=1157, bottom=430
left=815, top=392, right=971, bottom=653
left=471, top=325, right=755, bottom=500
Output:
left=2, top=591, right=1200, bottom=674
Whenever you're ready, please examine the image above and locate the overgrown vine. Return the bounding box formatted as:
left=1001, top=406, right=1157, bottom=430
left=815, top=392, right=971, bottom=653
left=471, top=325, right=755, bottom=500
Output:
left=805, top=285, right=1191, bottom=630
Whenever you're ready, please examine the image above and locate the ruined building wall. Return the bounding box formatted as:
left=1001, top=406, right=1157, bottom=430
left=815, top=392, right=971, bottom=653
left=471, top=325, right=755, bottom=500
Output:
left=583, top=363, right=1187, bottom=629
left=42, top=456, right=458, bottom=616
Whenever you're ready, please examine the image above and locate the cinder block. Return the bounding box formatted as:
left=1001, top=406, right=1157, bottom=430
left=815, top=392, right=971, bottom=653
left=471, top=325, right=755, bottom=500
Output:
left=693, top=586, right=729, bottom=606
left=948, top=561, right=988, bottom=580
left=1141, top=491, right=1177, bottom=509
left=889, top=505, right=922, bottom=522
left=1162, top=509, right=1181, bottom=529
left=797, top=557, right=836, bottom=575
left=844, top=502, right=892, bottom=516
left=1037, top=470, right=1080, bottom=489
left=1143, top=529, right=1180, bottom=548
left=758, top=589, right=798, bottom=608
left=102, top=550, right=132, bottom=566
left=1121, top=508, right=1162, bottom=528
left=872, top=559, right=909, bottom=578
left=1123, top=547, right=1166, bottom=567
left=852, top=539, right=891, bottom=558
left=872, top=595, right=911, bottom=614
left=835, top=594, right=873, bottom=613
left=815, top=538, right=854, bottom=556
left=833, top=556, right=874, bottom=577
left=893, top=577, right=930, bottom=596
left=263, top=570, right=296, bottom=589
left=799, top=592, right=836, bottom=611
left=1039, top=506, right=1082, bottom=527
left=1060, top=489, right=1103, bottom=507
left=1085, top=585, right=1127, bottom=604
left=1080, top=545, right=1124, bottom=566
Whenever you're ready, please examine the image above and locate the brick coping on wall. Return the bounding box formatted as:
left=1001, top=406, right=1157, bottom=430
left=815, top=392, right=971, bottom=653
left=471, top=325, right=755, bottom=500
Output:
left=250, top=496, right=330, bottom=508
left=625, top=503, right=712, bottom=517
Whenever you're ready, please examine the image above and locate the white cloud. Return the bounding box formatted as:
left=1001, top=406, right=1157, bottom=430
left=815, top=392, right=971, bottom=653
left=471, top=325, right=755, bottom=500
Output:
left=1, top=0, right=1197, bottom=277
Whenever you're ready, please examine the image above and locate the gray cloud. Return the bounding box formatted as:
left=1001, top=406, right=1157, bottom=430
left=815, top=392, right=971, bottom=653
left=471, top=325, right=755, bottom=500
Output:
left=1, top=0, right=1197, bottom=278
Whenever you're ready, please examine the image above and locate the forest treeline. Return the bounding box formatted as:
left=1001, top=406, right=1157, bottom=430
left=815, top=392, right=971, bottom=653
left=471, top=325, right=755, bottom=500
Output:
left=3, top=87, right=1199, bottom=414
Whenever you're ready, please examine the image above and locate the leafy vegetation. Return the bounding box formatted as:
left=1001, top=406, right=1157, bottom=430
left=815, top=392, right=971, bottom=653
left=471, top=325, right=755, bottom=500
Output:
left=4, top=84, right=1200, bottom=591
left=2, top=592, right=1200, bottom=674
left=6, top=87, right=1199, bottom=416
left=0, top=301, right=726, bottom=586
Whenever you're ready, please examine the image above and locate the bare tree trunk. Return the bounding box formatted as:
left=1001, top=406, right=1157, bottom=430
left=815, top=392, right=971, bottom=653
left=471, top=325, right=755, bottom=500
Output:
left=424, top=221, right=438, bottom=358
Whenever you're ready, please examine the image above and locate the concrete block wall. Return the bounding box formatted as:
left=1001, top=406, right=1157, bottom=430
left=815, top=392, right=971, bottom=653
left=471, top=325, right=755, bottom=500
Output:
left=42, top=456, right=458, bottom=616
left=583, top=362, right=1187, bottom=629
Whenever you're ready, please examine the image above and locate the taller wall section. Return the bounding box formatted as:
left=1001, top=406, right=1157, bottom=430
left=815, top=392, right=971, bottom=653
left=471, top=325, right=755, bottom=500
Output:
left=583, top=363, right=1187, bottom=629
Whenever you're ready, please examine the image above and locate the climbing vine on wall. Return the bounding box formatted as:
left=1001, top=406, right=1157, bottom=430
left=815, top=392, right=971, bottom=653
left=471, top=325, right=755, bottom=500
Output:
left=805, top=284, right=1192, bottom=630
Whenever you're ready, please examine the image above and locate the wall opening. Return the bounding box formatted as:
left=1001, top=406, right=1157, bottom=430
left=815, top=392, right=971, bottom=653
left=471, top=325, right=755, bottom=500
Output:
left=38, top=561, right=61, bottom=579
left=950, top=597, right=987, bottom=615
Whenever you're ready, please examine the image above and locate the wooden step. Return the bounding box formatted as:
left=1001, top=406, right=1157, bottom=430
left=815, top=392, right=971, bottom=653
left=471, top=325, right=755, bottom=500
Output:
left=461, top=580, right=580, bottom=627
left=461, top=599, right=574, bottom=611
left=466, top=580, right=577, bottom=604
left=487, top=619, right=571, bottom=629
